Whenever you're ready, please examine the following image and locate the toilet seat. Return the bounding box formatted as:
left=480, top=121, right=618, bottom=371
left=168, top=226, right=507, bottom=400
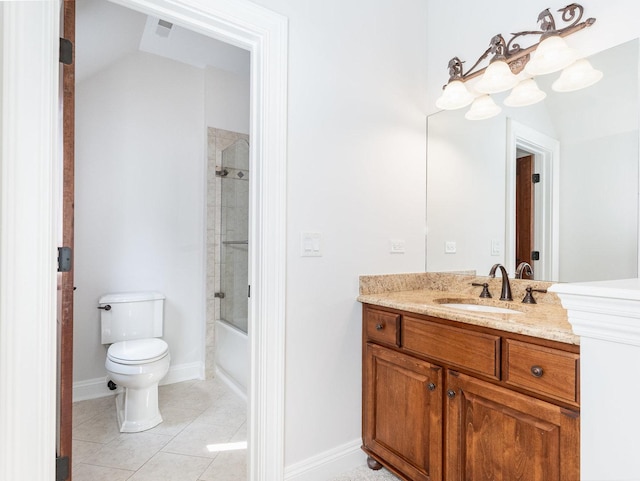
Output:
left=107, top=338, right=169, bottom=365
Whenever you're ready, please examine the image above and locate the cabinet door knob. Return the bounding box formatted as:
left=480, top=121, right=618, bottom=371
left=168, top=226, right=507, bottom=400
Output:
left=530, top=365, right=544, bottom=378
left=427, top=382, right=436, bottom=391
left=447, top=389, right=456, bottom=399
left=375, top=323, right=384, bottom=330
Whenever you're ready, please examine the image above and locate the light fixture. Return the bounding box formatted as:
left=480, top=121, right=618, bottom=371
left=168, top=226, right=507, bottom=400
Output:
left=435, top=80, right=474, bottom=110
left=525, top=35, right=578, bottom=76
left=435, top=58, right=475, bottom=110
left=465, top=95, right=502, bottom=121
left=552, top=58, right=603, bottom=92
left=504, top=78, right=547, bottom=107
left=475, top=35, right=520, bottom=94
left=435, top=3, right=599, bottom=120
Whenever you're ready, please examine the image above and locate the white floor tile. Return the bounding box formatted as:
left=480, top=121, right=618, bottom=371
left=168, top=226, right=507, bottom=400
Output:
left=161, top=422, right=239, bottom=459
left=72, top=463, right=134, bottom=481
left=147, top=405, right=204, bottom=436
left=72, top=440, right=104, bottom=466
left=199, top=450, right=247, bottom=481
left=72, top=405, right=120, bottom=444
left=83, top=431, right=173, bottom=471
left=73, top=395, right=115, bottom=426
left=128, top=452, right=212, bottom=481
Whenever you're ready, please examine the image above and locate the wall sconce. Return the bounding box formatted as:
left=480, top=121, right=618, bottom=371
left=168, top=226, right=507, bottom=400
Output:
left=435, top=3, right=602, bottom=120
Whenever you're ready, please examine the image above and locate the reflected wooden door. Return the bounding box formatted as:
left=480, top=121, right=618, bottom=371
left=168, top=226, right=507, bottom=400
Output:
left=515, top=155, right=534, bottom=273
left=58, top=1, right=75, bottom=479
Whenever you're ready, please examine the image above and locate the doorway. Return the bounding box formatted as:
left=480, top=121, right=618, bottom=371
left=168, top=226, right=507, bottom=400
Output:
left=515, top=154, right=534, bottom=275
left=64, top=1, right=285, bottom=480
left=506, top=119, right=560, bottom=281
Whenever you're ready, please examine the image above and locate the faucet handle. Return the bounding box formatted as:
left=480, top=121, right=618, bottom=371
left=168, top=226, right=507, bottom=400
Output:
left=522, top=286, right=548, bottom=304
left=472, top=282, right=492, bottom=298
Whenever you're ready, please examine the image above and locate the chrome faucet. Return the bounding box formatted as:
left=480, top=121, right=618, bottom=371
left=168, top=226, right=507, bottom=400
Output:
left=489, top=263, right=513, bottom=301
left=515, top=262, right=533, bottom=279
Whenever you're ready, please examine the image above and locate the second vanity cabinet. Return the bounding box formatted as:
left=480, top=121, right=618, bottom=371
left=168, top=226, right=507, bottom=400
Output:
left=362, top=304, right=580, bottom=481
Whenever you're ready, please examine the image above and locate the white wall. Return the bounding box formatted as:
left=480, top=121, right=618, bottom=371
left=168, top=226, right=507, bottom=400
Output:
left=205, top=66, right=250, bottom=134
left=74, top=51, right=206, bottom=388
left=246, top=0, right=428, bottom=472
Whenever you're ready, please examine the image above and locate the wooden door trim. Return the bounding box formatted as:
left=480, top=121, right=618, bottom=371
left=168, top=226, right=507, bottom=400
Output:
left=58, top=1, right=75, bottom=478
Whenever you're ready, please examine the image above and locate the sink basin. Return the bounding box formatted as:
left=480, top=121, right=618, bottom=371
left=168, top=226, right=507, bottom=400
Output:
left=440, top=303, right=522, bottom=315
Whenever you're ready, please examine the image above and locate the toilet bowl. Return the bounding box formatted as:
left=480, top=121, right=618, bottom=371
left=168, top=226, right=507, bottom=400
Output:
left=105, top=338, right=170, bottom=433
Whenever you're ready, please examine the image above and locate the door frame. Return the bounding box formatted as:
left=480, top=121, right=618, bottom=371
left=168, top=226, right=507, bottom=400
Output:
left=0, top=2, right=61, bottom=480
left=0, top=0, right=288, bottom=479
left=506, top=119, right=560, bottom=281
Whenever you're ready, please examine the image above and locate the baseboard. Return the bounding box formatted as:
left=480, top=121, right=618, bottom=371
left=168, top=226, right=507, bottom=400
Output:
left=72, top=376, right=118, bottom=402
left=161, top=361, right=204, bottom=386
left=214, top=366, right=248, bottom=402
left=284, top=438, right=366, bottom=481
left=73, top=361, right=204, bottom=402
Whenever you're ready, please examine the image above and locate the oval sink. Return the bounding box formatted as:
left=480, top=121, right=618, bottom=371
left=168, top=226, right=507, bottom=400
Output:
left=440, top=303, right=522, bottom=315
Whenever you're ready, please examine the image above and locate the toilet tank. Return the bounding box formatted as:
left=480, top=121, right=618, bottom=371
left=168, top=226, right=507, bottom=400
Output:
left=99, top=291, right=165, bottom=344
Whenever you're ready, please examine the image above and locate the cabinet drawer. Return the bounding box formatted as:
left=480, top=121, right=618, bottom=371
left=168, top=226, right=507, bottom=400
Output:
left=365, top=308, right=400, bottom=347
left=504, top=339, right=579, bottom=405
left=403, top=316, right=500, bottom=380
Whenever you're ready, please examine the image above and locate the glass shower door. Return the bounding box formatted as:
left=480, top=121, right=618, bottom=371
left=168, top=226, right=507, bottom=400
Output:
left=219, top=139, right=249, bottom=333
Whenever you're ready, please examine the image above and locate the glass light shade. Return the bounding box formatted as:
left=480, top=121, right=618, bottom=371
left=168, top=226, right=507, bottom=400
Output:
left=435, top=80, right=474, bottom=110
left=525, top=35, right=578, bottom=76
left=475, top=60, right=519, bottom=94
left=504, top=78, right=547, bottom=107
left=552, top=59, right=603, bottom=92
left=465, top=95, right=501, bottom=120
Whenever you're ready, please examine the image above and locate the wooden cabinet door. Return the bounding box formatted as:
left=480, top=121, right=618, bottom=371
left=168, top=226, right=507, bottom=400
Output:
left=363, top=343, right=443, bottom=481
left=445, top=370, right=579, bottom=481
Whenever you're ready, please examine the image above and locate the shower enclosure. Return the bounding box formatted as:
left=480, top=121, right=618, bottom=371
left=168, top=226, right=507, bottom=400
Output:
left=218, top=138, right=249, bottom=333
left=206, top=128, right=249, bottom=394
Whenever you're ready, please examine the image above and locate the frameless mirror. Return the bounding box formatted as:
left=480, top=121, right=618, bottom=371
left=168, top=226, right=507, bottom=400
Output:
left=426, top=39, right=639, bottom=282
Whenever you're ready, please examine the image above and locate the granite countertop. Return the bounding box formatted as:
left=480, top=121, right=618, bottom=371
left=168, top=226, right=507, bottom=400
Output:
left=358, top=272, right=578, bottom=345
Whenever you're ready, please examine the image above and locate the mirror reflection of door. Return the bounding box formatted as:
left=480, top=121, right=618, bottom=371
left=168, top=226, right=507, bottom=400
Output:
left=515, top=154, right=534, bottom=277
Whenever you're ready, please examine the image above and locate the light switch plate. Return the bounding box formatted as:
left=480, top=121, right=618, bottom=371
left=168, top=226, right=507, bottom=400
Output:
left=445, top=241, right=457, bottom=254
left=301, top=232, right=322, bottom=257
left=491, top=239, right=502, bottom=256
left=390, top=239, right=405, bottom=254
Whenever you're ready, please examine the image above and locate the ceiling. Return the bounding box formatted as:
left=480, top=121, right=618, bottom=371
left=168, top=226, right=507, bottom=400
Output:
left=75, top=0, right=250, bottom=83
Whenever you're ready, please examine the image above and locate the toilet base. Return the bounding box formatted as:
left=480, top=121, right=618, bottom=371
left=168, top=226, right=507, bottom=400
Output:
left=115, top=387, right=163, bottom=433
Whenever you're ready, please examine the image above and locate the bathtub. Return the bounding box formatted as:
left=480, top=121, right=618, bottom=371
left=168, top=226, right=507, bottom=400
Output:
left=214, top=319, right=249, bottom=400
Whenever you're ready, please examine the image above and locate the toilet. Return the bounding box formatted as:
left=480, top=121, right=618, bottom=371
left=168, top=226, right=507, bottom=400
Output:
left=99, top=291, right=170, bottom=433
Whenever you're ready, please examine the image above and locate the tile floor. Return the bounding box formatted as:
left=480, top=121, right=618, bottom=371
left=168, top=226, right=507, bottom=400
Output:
left=72, top=378, right=247, bottom=481
left=72, top=378, right=400, bottom=481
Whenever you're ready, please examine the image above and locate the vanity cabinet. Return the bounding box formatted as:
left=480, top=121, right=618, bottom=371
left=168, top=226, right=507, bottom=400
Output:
left=362, top=304, right=580, bottom=481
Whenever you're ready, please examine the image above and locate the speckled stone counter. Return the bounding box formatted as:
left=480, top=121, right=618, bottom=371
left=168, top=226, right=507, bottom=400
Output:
left=358, top=272, right=578, bottom=345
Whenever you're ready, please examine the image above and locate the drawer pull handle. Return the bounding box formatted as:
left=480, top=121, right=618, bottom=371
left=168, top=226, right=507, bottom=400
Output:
left=447, top=389, right=456, bottom=399
left=530, top=365, right=544, bottom=378
left=427, top=382, right=436, bottom=391
left=375, top=323, right=384, bottom=330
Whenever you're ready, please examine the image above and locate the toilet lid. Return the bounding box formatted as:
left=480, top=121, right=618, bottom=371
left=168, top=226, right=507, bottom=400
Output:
left=107, top=338, right=169, bottom=365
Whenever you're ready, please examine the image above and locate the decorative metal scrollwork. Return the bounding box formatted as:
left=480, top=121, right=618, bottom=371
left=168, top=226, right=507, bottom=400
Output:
left=445, top=3, right=595, bottom=83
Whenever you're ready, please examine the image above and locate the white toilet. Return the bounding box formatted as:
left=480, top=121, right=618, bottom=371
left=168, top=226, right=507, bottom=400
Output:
left=99, top=291, right=170, bottom=433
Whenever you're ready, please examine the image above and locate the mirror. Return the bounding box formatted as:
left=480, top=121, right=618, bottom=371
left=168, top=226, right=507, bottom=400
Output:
left=426, top=39, right=639, bottom=282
